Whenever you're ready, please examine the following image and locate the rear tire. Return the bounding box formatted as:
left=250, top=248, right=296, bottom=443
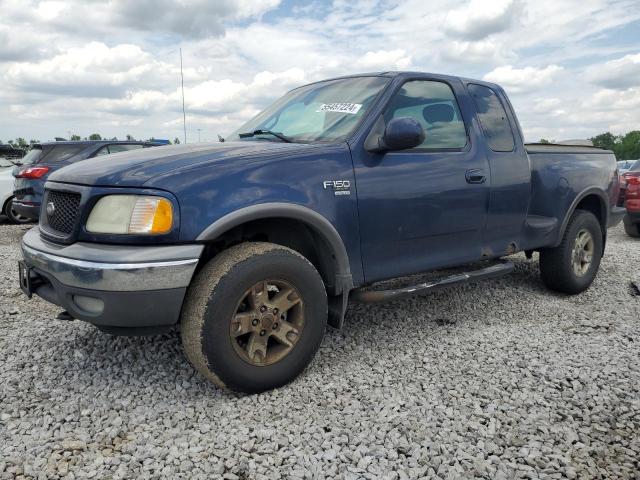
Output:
left=180, top=242, right=327, bottom=393
left=4, top=197, right=32, bottom=224
left=539, top=210, right=603, bottom=294
left=623, top=215, right=640, bottom=238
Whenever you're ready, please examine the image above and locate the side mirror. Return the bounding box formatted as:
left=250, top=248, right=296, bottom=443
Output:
left=365, top=117, right=425, bottom=153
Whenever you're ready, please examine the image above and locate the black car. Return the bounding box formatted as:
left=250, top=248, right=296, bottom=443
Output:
left=13, top=140, right=165, bottom=220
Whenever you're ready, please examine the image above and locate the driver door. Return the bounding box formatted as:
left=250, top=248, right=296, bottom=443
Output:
left=352, top=78, right=491, bottom=282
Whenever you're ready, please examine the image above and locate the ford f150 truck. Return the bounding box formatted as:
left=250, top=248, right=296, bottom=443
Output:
left=19, top=72, right=625, bottom=393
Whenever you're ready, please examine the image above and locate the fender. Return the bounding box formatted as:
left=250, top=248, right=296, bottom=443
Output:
left=554, top=186, right=609, bottom=247
left=196, top=202, right=353, bottom=294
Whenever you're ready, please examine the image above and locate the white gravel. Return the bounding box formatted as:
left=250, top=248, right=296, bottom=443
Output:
left=1, top=220, right=639, bottom=479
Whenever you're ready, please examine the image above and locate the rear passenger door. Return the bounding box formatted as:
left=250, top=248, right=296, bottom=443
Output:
left=352, top=78, right=491, bottom=282
left=466, top=84, right=530, bottom=254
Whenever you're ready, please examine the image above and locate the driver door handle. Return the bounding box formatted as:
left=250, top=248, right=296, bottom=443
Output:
left=465, top=169, right=487, bottom=184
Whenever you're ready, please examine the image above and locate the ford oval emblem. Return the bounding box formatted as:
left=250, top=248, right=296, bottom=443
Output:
left=46, top=202, right=56, bottom=216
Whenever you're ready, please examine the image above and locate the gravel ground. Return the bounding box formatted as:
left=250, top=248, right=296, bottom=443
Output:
left=1, top=220, right=639, bottom=479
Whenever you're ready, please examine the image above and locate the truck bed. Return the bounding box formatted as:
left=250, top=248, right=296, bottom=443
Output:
left=525, top=143, right=613, bottom=155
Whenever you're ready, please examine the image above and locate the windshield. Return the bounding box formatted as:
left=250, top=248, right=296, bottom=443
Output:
left=228, top=76, right=390, bottom=143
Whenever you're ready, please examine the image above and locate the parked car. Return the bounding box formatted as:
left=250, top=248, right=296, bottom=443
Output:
left=622, top=162, right=640, bottom=237
left=12, top=140, right=165, bottom=220
left=19, top=72, right=624, bottom=393
left=0, top=144, right=26, bottom=162
left=617, top=160, right=640, bottom=207
left=617, top=159, right=637, bottom=175
left=1, top=158, right=32, bottom=223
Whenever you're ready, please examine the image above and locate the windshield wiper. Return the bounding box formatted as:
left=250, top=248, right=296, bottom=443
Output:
left=238, top=129, right=292, bottom=143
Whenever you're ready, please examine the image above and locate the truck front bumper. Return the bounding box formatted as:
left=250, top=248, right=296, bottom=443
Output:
left=20, top=227, right=203, bottom=330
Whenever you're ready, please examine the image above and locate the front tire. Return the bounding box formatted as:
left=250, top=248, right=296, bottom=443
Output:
left=539, top=210, right=603, bottom=294
left=180, top=242, right=327, bottom=393
left=623, top=215, right=640, bottom=238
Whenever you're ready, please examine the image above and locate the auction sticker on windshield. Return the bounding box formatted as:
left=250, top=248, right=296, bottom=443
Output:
left=316, top=103, right=363, bottom=114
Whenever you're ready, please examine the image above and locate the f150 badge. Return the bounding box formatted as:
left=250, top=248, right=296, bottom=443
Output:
left=323, top=180, right=351, bottom=196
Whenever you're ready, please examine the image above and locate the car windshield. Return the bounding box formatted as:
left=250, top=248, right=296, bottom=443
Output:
left=630, top=160, right=640, bottom=171
left=228, top=76, right=390, bottom=143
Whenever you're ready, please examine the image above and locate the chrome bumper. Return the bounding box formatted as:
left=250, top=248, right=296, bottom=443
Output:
left=20, top=227, right=204, bottom=329
left=22, top=244, right=199, bottom=291
left=21, top=227, right=202, bottom=292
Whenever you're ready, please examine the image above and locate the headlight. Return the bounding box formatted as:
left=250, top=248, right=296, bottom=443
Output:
left=86, top=195, right=174, bottom=235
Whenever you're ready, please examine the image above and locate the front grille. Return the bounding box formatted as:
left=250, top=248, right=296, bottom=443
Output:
left=44, top=190, right=81, bottom=235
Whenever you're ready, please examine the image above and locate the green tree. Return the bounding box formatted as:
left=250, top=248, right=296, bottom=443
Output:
left=70, top=134, right=81, bottom=141
left=173, top=137, right=181, bottom=144
left=591, top=132, right=618, bottom=152
left=88, top=133, right=102, bottom=140
left=29, top=139, right=39, bottom=145
left=616, top=131, right=640, bottom=160
left=125, top=134, right=134, bottom=140
left=538, top=138, right=552, bottom=144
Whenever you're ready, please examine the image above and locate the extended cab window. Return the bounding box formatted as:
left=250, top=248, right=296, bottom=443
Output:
left=468, top=84, right=515, bottom=152
left=384, top=80, right=467, bottom=149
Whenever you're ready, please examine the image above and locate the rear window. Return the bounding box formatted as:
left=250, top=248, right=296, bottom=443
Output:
left=95, top=144, right=145, bottom=156
left=20, top=147, right=44, bottom=165
left=44, top=145, right=86, bottom=162
left=468, top=83, right=515, bottom=152
left=630, top=160, right=640, bottom=171
left=25, top=144, right=86, bottom=164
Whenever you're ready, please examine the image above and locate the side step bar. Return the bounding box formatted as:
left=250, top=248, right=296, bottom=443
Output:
left=351, top=260, right=515, bottom=303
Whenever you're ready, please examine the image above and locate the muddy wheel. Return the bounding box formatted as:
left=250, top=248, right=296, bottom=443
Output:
left=180, top=242, right=327, bottom=393
left=539, top=210, right=603, bottom=294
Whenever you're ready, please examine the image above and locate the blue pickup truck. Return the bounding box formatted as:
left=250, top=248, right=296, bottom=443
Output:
left=19, top=72, right=624, bottom=392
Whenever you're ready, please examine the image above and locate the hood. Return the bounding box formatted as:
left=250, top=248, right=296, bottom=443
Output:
left=48, top=141, right=328, bottom=188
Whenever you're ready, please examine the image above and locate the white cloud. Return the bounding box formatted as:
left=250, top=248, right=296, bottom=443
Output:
left=444, top=0, right=521, bottom=40
left=587, top=53, right=640, bottom=89
left=5, top=42, right=174, bottom=98
left=483, top=65, right=564, bottom=93
left=355, top=50, right=412, bottom=70
left=0, top=0, right=639, bottom=143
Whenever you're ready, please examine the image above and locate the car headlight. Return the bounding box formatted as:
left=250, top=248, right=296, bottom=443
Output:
left=86, top=195, right=174, bottom=234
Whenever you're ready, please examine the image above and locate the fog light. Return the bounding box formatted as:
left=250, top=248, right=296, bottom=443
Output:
left=72, top=295, right=104, bottom=314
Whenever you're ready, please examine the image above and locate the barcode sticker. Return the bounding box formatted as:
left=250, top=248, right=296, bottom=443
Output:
left=316, top=103, right=363, bottom=115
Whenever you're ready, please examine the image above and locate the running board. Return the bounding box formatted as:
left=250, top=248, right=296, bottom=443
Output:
left=351, top=261, right=515, bottom=303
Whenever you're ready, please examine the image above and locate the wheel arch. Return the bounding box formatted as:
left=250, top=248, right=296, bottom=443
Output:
left=196, top=203, right=353, bottom=297
left=555, top=188, right=608, bottom=247
left=2, top=195, right=12, bottom=215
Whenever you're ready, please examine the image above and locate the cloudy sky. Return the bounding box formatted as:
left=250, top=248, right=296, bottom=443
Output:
left=1, top=0, right=639, bottom=143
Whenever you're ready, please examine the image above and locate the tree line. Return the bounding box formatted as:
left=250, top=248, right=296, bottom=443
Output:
left=539, top=131, right=640, bottom=160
